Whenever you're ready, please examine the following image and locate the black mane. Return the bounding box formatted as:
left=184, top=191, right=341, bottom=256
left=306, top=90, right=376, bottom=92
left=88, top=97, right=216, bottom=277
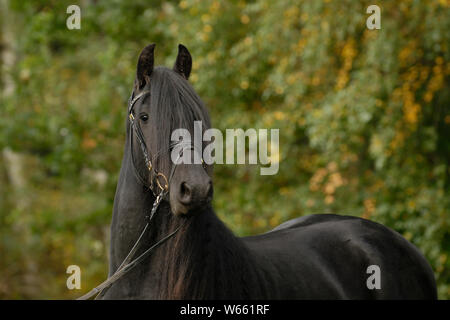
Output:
left=151, top=204, right=262, bottom=299
left=133, top=66, right=211, bottom=177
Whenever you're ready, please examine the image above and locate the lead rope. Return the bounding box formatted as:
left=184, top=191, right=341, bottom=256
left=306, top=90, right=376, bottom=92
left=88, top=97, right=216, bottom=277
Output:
left=89, top=191, right=165, bottom=300
left=77, top=213, right=183, bottom=300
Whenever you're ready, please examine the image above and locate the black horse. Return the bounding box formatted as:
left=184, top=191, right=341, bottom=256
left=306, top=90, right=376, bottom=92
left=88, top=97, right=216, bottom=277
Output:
left=102, top=44, right=437, bottom=299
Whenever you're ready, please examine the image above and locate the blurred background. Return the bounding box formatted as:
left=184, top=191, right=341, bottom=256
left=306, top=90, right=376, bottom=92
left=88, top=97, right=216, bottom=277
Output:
left=0, top=0, right=449, bottom=299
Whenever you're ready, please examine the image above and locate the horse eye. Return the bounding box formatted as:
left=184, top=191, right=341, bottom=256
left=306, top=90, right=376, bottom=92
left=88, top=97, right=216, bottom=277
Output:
left=140, top=113, right=149, bottom=122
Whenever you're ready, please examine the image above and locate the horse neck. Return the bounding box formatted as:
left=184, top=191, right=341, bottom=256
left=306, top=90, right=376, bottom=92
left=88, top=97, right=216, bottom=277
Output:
left=109, top=134, right=157, bottom=275
left=152, top=206, right=259, bottom=299
left=111, top=133, right=262, bottom=298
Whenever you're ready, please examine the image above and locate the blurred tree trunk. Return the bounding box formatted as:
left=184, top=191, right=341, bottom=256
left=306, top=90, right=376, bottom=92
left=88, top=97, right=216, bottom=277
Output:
left=1, top=0, right=15, bottom=97
left=1, top=1, right=37, bottom=298
left=1, top=0, right=27, bottom=201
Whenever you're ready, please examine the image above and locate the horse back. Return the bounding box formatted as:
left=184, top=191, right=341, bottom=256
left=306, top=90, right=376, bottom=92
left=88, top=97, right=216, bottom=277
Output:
left=242, top=214, right=437, bottom=299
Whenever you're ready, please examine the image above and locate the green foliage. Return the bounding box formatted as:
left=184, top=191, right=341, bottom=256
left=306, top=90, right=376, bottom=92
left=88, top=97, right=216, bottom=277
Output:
left=0, top=0, right=449, bottom=299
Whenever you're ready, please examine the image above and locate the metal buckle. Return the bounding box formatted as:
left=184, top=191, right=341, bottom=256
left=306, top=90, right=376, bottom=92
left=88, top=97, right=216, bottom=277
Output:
left=155, top=172, right=169, bottom=191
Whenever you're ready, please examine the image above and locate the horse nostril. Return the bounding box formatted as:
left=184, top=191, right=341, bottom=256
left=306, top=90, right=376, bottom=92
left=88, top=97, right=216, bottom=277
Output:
left=179, top=182, right=192, bottom=204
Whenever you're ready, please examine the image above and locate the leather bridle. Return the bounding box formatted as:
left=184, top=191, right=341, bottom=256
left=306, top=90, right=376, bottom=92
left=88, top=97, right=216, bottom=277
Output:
left=127, top=90, right=170, bottom=195
left=77, top=89, right=188, bottom=300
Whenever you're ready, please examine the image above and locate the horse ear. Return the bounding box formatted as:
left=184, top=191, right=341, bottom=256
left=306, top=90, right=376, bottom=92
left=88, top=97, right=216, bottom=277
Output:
left=173, top=44, right=192, bottom=80
left=136, top=43, right=156, bottom=89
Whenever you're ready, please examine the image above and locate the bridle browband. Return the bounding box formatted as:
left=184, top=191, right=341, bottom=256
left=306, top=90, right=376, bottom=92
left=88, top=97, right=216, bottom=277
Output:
left=77, top=89, right=188, bottom=300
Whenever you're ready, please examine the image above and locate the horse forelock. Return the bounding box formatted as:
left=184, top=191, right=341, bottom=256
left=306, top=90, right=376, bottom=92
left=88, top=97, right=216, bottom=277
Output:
left=135, top=66, right=211, bottom=177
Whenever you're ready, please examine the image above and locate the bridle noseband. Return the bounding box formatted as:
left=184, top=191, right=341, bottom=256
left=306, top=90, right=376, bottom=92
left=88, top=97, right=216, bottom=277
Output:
left=78, top=90, right=187, bottom=300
